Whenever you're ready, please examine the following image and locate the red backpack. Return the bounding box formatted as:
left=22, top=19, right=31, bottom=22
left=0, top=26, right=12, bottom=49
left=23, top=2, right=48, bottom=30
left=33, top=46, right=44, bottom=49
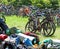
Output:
left=0, top=34, right=8, bottom=41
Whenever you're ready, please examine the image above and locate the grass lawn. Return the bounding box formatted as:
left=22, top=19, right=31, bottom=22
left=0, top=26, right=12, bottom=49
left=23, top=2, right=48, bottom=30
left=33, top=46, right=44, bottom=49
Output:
left=5, top=15, right=60, bottom=41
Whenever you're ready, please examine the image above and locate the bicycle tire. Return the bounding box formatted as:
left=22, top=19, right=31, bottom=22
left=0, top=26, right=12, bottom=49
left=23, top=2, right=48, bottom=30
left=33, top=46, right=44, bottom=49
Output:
left=40, top=17, right=56, bottom=36
left=48, top=22, right=56, bottom=36
left=25, top=20, right=36, bottom=33
left=41, top=22, right=52, bottom=36
left=42, top=22, right=56, bottom=36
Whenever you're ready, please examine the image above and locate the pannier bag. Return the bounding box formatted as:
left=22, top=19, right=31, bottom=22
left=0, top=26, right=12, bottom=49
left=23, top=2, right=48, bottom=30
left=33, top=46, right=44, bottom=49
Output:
left=17, top=33, right=37, bottom=46
left=25, top=32, right=40, bottom=45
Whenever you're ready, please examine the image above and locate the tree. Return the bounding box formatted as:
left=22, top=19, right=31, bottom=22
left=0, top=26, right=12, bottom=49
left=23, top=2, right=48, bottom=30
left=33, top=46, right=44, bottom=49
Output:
left=0, top=0, right=59, bottom=9
left=12, top=0, right=32, bottom=8
left=1, top=0, right=8, bottom=5
left=31, top=0, right=43, bottom=8
left=39, top=0, right=51, bottom=8
left=20, top=0, right=32, bottom=5
left=50, top=0, right=59, bottom=9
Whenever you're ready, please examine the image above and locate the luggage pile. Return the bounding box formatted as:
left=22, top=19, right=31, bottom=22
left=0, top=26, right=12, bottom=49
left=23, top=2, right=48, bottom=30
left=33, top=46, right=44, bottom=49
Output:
left=0, top=27, right=45, bottom=49
left=0, top=27, right=60, bottom=49
left=0, top=17, right=59, bottom=49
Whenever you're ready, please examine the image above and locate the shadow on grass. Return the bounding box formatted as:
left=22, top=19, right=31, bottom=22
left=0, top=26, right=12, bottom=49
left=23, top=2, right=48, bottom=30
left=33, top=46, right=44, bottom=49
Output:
left=48, top=35, right=56, bottom=38
left=36, top=32, right=41, bottom=35
left=36, top=32, right=56, bottom=38
left=56, top=26, right=60, bottom=28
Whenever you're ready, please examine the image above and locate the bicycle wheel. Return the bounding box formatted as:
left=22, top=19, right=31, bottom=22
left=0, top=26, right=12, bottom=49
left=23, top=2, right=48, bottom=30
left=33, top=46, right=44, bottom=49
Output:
left=25, top=21, right=36, bottom=33
left=48, top=22, right=56, bottom=36
left=41, top=22, right=52, bottom=36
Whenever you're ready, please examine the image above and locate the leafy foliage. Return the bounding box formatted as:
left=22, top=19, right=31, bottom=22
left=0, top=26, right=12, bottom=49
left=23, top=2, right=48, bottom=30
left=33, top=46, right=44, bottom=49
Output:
left=0, top=0, right=60, bottom=9
left=50, top=0, right=59, bottom=9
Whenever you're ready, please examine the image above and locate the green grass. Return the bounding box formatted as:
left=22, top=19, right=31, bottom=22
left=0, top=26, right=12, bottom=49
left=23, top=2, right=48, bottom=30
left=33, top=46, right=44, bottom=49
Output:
left=5, top=15, right=60, bottom=41
left=6, top=15, right=28, bottom=31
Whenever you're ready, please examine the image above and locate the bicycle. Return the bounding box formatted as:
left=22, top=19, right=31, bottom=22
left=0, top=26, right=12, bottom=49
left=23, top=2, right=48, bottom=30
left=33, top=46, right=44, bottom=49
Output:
left=25, top=10, right=56, bottom=36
